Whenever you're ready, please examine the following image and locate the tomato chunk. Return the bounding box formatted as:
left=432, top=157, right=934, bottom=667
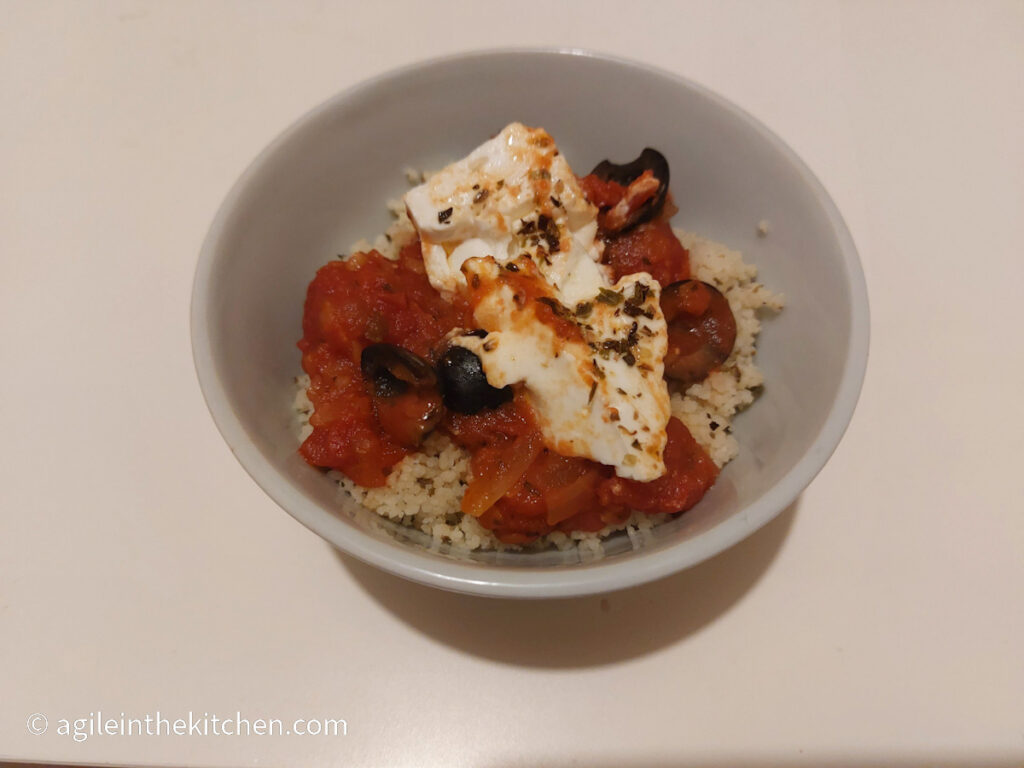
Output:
left=602, top=219, right=691, bottom=287
left=301, top=242, right=468, bottom=361
left=578, top=174, right=628, bottom=209
left=598, top=418, right=718, bottom=514
left=298, top=241, right=467, bottom=484
left=298, top=347, right=406, bottom=487
left=298, top=229, right=721, bottom=538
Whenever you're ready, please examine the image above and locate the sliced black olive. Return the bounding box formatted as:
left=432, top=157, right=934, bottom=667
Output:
left=361, top=343, right=437, bottom=397
left=437, top=345, right=513, bottom=414
left=588, top=148, right=670, bottom=232
left=660, top=280, right=737, bottom=387
left=360, top=343, right=443, bottom=446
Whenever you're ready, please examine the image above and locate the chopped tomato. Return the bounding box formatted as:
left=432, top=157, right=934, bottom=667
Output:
left=444, top=397, right=536, bottom=450
left=298, top=241, right=467, bottom=483
left=301, top=241, right=469, bottom=363
left=298, top=348, right=406, bottom=487
left=597, top=418, right=718, bottom=515
left=374, top=388, right=444, bottom=449
left=601, top=219, right=691, bottom=287
left=578, top=174, right=628, bottom=209
left=298, top=228, right=720, bottom=538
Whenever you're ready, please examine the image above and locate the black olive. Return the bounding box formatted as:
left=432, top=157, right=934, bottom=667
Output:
left=361, top=343, right=437, bottom=397
left=589, top=148, right=670, bottom=232
left=360, top=344, right=443, bottom=447
left=437, top=345, right=513, bottom=414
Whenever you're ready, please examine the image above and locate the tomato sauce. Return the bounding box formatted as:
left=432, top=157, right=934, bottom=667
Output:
left=299, top=230, right=718, bottom=543
left=578, top=174, right=628, bottom=209
left=602, top=219, right=691, bottom=287
left=298, top=347, right=405, bottom=487
left=298, top=242, right=469, bottom=486
left=579, top=170, right=690, bottom=287
left=597, top=418, right=718, bottom=514
left=300, top=241, right=469, bottom=361
left=446, top=399, right=618, bottom=542
left=449, top=401, right=715, bottom=542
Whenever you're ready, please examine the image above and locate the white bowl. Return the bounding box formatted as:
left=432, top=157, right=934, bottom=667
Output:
left=191, top=49, right=868, bottom=598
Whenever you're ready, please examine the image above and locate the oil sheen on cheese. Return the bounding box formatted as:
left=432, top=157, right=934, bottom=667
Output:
left=404, top=123, right=671, bottom=481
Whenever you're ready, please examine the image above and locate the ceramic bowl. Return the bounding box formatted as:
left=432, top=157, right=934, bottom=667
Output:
left=191, top=49, right=869, bottom=598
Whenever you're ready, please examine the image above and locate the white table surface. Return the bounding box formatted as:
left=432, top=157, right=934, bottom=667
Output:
left=3, top=1, right=1023, bottom=766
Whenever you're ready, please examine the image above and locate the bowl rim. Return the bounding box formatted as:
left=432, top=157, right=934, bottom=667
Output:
left=190, top=47, right=870, bottom=599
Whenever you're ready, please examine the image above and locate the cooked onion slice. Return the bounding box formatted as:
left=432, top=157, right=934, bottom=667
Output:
left=461, top=431, right=542, bottom=518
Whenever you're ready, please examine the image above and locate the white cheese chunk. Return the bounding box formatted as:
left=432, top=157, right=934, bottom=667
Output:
left=404, top=122, right=605, bottom=299
left=404, top=123, right=672, bottom=480
left=457, top=259, right=670, bottom=481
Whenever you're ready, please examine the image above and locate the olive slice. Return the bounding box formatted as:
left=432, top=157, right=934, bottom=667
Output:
left=360, top=343, right=443, bottom=446
left=437, top=345, right=513, bottom=415
left=589, top=148, right=670, bottom=232
left=660, top=280, right=737, bottom=386
left=361, top=343, right=437, bottom=397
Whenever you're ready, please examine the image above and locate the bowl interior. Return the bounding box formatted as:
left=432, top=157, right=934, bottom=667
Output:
left=194, top=51, right=866, bottom=595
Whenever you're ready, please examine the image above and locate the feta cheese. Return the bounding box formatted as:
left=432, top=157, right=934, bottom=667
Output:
left=458, top=259, right=670, bottom=481
left=405, top=123, right=604, bottom=301
left=404, top=123, right=672, bottom=480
